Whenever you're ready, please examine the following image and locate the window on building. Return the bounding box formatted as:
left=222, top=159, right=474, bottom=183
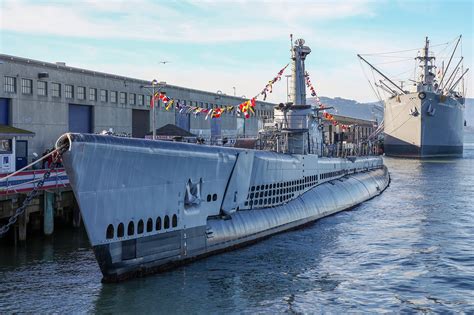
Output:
left=4, top=76, right=16, bottom=93
left=21, top=79, right=33, bottom=94
left=37, top=81, right=47, bottom=96
left=77, top=86, right=85, bottom=100
left=137, top=94, right=144, bottom=106
left=100, top=89, right=108, bottom=102
left=65, top=84, right=74, bottom=99
left=129, top=93, right=136, bottom=105
left=51, top=83, right=61, bottom=97
left=120, top=92, right=127, bottom=104
left=145, top=95, right=151, bottom=106
left=110, top=91, right=117, bottom=103
left=89, top=88, right=97, bottom=101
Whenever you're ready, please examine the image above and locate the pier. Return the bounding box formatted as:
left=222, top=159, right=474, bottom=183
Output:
left=0, top=167, right=78, bottom=244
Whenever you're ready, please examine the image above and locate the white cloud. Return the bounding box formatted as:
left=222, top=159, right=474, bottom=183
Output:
left=0, top=0, right=375, bottom=43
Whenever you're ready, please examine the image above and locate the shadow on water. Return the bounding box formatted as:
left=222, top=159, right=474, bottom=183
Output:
left=1, top=130, right=473, bottom=313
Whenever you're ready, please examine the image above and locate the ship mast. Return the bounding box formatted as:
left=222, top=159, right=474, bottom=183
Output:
left=415, top=37, right=436, bottom=92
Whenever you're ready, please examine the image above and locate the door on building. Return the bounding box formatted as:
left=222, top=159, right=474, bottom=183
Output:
left=69, top=104, right=92, bottom=133
left=0, top=98, right=10, bottom=125
left=132, top=109, right=150, bottom=138
left=211, top=118, right=222, bottom=139
left=175, top=112, right=190, bottom=132
left=16, top=140, right=28, bottom=170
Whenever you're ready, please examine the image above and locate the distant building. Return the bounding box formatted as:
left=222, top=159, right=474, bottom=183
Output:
left=322, top=114, right=377, bottom=144
left=0, top=54, right=276, bottom=166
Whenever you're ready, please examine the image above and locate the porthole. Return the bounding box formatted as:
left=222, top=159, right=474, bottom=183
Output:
left=212, top=194, right=217, bottom=201
left=106, top=224, right=114, bottom=239
left=137, top=219, right=144, bottom=234
left=117, top=223, right=124, bottom=237
left=256, top=186, right=260, bottom=191
left=265, top=184, right=269, bottom=189
left=164, top=215, right=170, bottom=229
left=207, top=194, right=212, bottom=202
left=245, top=201, right=249, bottom=206
left=127, top=221, right=134, bottom=236
left=147, top=218, right=153, bottom=232
left=251, top=186, right=255, bottom=191
left=264, top=191, right=268, bottom=197
left=172, top=214, right=178, bottom=228
left=250, top=193, right=254, bottom=199
left=156, top=217, right=162, bottom=230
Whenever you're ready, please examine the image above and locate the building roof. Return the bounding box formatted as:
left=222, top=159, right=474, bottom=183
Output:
left=147, top=124, right=196, bottom=137
left=0, top=125, right=35, bottom=137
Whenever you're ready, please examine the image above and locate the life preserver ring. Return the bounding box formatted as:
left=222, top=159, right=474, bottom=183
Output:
left=418, top=92, right=426, bottom=100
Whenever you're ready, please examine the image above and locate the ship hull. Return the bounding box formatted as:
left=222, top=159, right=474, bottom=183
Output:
left=384, top=92, right=464, bottom=158
left=57, top=133, right=389, bottom=282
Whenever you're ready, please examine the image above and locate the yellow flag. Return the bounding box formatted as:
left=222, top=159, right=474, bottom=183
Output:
left=165, top=99, right=174, bottom=111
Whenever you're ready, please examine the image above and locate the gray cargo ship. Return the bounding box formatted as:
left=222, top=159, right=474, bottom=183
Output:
left=359, top=36, right=467, bottom=158
left=57, top=38, right=390, bottom=282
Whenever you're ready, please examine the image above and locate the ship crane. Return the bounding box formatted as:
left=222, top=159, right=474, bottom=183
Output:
left=357, top=54, right=407, bottom=95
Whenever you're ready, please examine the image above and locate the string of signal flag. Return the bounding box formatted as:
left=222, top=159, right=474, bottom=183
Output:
left=149, top=64, right=289, bottom=119
left=148, top=65, right=353, bottom=130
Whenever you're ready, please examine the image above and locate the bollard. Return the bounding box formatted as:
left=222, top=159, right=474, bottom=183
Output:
left=43, top=191, right=54, bottom=235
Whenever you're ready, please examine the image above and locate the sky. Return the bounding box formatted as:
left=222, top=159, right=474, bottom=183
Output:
left=0, top=0, right=473, bottom=103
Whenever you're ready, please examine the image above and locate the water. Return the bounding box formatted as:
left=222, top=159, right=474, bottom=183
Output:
left=1, top=133, right=473, bottom=313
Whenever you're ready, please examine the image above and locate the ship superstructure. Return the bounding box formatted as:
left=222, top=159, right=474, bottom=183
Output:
left=359, top=36, right=467, bottom=157
left=57, top=38, right=390, bottom=281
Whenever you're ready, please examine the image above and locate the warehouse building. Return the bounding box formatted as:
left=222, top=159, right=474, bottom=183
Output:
left=0, top=54, right=276, bottom=169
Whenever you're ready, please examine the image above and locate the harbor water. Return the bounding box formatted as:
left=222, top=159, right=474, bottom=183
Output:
left=1, top=131, right=473, bottom=313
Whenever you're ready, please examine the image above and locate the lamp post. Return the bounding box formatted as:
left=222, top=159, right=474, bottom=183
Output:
left=141, top=79, right=166, bottom=140
left=151, top=79, right=158, bottom=139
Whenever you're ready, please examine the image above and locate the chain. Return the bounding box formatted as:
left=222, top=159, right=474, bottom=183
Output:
left=0, top=145, right=68, bottom=237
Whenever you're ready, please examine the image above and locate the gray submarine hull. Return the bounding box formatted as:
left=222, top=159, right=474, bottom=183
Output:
left=57, top=133, right=389, bottom=281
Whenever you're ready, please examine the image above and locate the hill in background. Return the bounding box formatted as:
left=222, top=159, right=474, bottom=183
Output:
left=308, top=97, right=473, bottom=128
left=307, top=96, right=383, bottom=122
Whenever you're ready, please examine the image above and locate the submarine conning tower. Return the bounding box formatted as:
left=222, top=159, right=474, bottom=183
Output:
left=270, top=37, right=321, bottom=155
